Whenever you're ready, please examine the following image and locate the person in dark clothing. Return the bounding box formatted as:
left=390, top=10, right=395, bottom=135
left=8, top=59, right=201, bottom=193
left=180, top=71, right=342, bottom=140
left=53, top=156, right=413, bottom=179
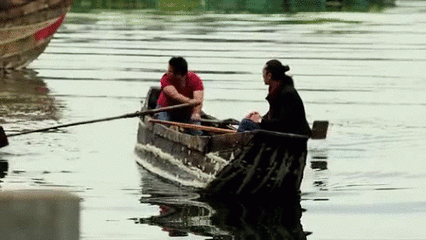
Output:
left=238, top=60, right=312, bottom=137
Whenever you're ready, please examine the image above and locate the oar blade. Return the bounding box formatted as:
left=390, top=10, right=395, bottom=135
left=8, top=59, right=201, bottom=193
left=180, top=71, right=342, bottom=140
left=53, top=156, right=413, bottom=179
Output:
left=311, top=121, right=329, bottom=140
left=0, top=126, right=9, bottom=148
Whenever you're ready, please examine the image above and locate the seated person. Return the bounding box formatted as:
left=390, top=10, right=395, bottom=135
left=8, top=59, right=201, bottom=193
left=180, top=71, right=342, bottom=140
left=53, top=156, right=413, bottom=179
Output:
left=238, top=60, right=312, bottom=137
left=155, top=57, right=204, bottom=134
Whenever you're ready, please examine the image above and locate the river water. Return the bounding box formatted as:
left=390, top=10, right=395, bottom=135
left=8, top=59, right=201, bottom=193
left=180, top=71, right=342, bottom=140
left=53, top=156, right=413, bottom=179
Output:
left=1, top=0, right=426, bottom=239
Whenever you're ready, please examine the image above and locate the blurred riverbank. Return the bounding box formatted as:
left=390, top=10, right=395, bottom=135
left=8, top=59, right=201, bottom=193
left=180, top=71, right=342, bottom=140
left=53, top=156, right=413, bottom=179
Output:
left=70, top=0, right=396, bottom=13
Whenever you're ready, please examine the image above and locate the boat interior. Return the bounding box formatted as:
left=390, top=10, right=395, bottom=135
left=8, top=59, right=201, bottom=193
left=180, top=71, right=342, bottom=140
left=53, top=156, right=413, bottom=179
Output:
left=143, top=86, right=328, bottom=139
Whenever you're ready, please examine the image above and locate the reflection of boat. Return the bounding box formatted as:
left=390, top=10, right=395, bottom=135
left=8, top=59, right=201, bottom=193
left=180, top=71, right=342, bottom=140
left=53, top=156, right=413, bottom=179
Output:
left=134, top=166, right=307, bottom=239
left=0, top=69, right=59, bottom=122
left=308, top=143, right=329, bottom=192
left=0, top=0, right=73, bottom=69
left=0, top=159, right=8, bottom=179
left=135, top=86, right=309, bottom=197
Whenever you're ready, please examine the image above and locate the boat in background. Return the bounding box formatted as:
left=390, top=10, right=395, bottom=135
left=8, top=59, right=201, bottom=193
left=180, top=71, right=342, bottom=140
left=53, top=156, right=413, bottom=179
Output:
left=0, top=0, right=73, bottom=69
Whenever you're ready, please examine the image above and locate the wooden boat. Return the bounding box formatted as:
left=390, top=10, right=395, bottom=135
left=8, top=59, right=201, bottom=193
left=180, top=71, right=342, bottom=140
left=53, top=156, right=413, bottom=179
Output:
left=0, top=0, right=73, bottom=69
left=135, top=86, right=326, bottom=197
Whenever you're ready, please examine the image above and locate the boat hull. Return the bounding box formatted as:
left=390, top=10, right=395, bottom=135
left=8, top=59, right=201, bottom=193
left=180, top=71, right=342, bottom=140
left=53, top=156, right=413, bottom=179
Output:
left=135, top=118, right=252, bottom=188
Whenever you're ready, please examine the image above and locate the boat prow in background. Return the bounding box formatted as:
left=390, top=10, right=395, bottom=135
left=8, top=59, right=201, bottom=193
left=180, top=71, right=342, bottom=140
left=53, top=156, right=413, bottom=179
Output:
left=135, top=87, right=328, bottom=198
left=0, top=0, right=73, bottom=70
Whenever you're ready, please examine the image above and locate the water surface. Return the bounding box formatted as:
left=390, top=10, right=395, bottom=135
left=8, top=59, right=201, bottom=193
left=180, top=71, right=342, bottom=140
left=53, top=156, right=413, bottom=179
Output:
left=1, top=0, right=426, bottom=239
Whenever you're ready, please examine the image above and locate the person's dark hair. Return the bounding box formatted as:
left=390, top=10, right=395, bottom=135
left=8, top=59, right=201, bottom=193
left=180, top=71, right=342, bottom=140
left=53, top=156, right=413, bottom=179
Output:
left=169, top=57, right=188, bottom=76
left=265, top=59, right=293, bottom=85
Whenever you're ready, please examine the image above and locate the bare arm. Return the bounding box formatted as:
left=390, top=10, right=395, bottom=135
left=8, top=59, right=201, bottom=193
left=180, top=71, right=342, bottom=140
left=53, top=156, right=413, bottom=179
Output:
left=163, top=86, right=203, bottom=120
left=192, top=90, right=204, bottom=119
left=163, top=85, right=192, bottom=103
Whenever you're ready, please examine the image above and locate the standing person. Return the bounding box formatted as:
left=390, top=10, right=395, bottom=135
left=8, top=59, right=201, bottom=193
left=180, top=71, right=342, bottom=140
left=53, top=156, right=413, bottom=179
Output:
left=238, top=60, right=312, bottom=137
left=155, top=56, right=204, bottom=125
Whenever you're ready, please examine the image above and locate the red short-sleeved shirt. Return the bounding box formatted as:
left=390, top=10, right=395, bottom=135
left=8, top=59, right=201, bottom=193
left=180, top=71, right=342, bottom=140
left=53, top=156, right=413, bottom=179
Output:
left=157, top=71, right=204, bottom=107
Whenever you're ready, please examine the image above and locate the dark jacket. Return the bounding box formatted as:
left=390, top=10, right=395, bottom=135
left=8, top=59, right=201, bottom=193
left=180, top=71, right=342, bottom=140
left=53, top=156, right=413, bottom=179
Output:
left=260, top=84, right=312, bottom=137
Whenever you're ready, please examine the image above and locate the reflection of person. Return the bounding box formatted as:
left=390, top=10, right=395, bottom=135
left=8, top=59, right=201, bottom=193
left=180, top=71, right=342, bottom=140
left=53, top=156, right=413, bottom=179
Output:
left=238, top=60, right=312, bottom=137
left=155, top=57, right=204, bottom=124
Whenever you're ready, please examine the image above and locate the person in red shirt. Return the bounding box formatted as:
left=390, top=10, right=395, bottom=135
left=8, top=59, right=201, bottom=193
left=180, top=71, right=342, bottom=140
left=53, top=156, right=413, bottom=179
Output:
left=155, top=57, right=204, bottom=126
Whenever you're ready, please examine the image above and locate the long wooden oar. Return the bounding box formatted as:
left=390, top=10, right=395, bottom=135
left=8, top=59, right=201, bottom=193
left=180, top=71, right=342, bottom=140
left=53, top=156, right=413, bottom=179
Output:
left=149, top=119, right=237, bottom=134
left=0, top=102, right=198, bottom=148
left=201, top=118, right=329, bottom=139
